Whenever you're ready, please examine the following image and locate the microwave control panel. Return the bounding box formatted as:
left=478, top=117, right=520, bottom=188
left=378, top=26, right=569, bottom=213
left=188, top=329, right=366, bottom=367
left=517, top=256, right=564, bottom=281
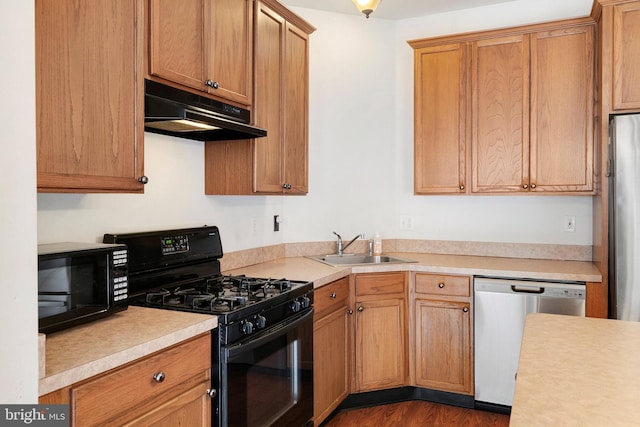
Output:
left=161, top=235, right=190, bottom=255
left=112, top=248, right=129, bottom=304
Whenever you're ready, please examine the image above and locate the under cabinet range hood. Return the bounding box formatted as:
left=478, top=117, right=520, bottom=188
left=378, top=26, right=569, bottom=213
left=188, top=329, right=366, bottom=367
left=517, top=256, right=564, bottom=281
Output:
left=144, top=80, right=267, bottom=141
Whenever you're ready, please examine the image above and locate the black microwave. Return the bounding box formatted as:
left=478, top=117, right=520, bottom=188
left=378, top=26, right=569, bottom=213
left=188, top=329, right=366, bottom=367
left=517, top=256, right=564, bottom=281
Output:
left=38, top=242, right=129, bottom=334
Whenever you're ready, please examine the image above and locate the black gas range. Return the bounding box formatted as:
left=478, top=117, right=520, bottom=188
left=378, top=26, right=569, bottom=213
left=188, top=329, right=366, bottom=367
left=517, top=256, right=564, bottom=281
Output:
left=104, top=226, right=314, bottom=427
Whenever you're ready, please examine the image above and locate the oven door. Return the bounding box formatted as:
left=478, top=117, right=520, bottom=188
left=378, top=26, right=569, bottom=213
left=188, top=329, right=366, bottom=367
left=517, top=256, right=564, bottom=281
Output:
left=221, top=308, right=313, bottom=427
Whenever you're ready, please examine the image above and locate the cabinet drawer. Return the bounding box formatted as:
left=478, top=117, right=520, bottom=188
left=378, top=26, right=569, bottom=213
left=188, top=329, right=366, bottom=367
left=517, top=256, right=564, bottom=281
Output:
left=73, top=333, right=211, bottom=426
left=355, top=272, right=406, bottom=296
left=315, top=277, right=349, bottom=317
left=415, top=273, right=470, bottom=297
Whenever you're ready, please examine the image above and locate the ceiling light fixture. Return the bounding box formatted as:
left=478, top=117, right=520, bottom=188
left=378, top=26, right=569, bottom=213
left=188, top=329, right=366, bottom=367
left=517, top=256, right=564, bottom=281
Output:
left=352, top=0, right=381, bottom=19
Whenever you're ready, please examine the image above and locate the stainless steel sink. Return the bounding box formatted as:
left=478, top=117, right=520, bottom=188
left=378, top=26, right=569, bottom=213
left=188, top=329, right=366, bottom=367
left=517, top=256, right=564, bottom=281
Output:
left=307, top=253, right=417, bottom=266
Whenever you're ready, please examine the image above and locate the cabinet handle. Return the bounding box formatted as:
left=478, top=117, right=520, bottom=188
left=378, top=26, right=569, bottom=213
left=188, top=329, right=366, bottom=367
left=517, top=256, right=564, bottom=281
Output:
left=522, top=184, right=529, bottom=189
left=204, top=79, right=219, bottom=89
left=152, top=371, right=165, bottom=383
left=207, top=388, right=217, bottom=398
left=347, top=309, right=353, bottom=315
left=531, top=183, right=536, bottom=189
left=138, top=176, right=149, bottom=184
left=438, top=283, right=445, bottom=289
left=282, top=183, right=292, bottom=190
left=330, top=293, right=337, bottom=299
left=357, top=306, right=364, bottom=312
left=459, top=184, right=465, bottom=191
left=463, top=307, right=469, bottom=313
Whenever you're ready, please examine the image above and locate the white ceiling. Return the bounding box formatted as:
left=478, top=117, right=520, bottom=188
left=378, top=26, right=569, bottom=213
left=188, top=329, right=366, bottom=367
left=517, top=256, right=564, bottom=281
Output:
left=280, top=0, right=519, bottom=20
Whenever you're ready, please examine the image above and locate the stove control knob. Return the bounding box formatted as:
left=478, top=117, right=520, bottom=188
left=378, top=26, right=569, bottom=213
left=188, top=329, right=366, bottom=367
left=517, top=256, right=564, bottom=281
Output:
left=299, top=296, right=311, bottom=309
left=241, top=320, right=254, bottom=335
left=290, top=300, right=301, bottom=313
left=253, top=314, right=267, bottom=329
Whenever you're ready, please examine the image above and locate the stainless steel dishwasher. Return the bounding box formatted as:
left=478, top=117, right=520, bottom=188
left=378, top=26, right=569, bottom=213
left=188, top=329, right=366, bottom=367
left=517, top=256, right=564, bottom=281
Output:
left=474, top=277, right=586, bottom=410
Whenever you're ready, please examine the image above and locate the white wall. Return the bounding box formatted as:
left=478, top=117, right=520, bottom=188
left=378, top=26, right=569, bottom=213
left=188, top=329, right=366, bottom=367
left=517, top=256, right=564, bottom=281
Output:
left=283, top=0, right=595, bottom=245
left=0, top=0, right=38, bottom=402
left=38, top=133, right=286, bottom=252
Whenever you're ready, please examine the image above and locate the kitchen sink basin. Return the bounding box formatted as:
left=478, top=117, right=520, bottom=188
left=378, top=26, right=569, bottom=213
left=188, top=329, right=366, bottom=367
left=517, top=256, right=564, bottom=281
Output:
left=307, top=253, right=417, bottom=266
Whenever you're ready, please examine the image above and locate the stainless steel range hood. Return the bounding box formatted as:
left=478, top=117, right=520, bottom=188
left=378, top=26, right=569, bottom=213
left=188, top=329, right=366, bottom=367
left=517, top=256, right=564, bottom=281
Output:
left=144, top=80, right=267, bottom=141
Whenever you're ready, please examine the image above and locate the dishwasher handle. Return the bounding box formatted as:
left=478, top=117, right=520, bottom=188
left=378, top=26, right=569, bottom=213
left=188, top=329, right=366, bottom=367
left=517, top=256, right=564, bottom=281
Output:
left=511, top=285, right=545, bottom=294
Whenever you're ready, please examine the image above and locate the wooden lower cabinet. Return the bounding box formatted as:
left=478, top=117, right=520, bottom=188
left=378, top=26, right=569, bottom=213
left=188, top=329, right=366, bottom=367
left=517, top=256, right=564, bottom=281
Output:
left=412, top=273, right=473, bottom=395
left=353, top=272, right=408, bottom=393
left=39, top=333, right=212, bottom=427
left=313, top=277, right=351, bottom=425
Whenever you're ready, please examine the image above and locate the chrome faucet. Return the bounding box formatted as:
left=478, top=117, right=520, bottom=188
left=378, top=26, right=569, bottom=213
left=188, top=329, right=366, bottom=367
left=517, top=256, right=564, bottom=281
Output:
left=333, top=232, right=364, bottom=255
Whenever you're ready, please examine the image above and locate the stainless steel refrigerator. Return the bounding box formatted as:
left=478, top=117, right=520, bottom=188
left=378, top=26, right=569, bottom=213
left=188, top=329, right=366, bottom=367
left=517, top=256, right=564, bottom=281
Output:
left=610, top=113, right=640, bottom=321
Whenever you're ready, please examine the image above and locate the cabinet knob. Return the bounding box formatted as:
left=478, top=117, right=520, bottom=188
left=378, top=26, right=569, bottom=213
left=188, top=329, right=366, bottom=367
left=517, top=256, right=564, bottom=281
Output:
left=138, top=176, right=149, bottom=184
left=347, top=309, right=353, bottom=315
left=531, top=183, right=537, bottom=189
left=463, top=307, right=469, bottom=313
left=438, top=283, right=445, bottom=288
left=282, top=183, right=292, bottom=190
left=330, top=293, right=337, bottom=299
left=152, top=371, right=165, bottom=383
left=522, top=184, right=529, bottom=189
left=459, top=184, right=465, bottom=191
left=204, top=79, right=219, bottom=89
left=207, top=388, right=217, bottom=398
left=357, top=306, right=364, bottom=312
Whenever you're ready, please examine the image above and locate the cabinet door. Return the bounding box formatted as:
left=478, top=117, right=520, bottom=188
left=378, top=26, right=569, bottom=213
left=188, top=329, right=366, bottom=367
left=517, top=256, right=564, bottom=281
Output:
left=148, top=0, right=206, bottom=91
left=254, top=2, right=285, bottom=193
left=282, top=22, right=310, bottom=194
left=36, top=0, right=145, bottom=193
left=414, top=43, right=468, bottom=194
left=613, top=2, right=640, bottom=110
left=314, top=305, right=350, bottom=424
left=472, top=35, right=530, bottom=193
left=354, top=298, right=406, bottom=392
left=207, top=0, right=253, bottom=104
left=530, top=25, right=594, bottom=193
left=414, top=299, right=472, bottom=394
left=124, top=380, right=211, bottom=427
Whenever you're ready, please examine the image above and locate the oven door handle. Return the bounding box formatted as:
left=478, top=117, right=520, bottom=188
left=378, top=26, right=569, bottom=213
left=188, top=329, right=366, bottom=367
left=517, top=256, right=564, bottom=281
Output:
left=227, top=308, right=313, bottom=358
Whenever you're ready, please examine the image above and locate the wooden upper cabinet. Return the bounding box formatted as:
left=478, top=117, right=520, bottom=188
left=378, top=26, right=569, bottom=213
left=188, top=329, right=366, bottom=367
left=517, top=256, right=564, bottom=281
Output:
left=530, top=26, right=594, bottom=192
left=282, top=22, right=311, bottom=194
left=36, top=0, right=145, bottom=193
left=471, top=35, right=530, bottom=193
left=205, top=1, right=314, bottom=195
left=612, top=2, right=640, bottom=110
left=413, top=43, right=468, bottom=195
left=254, top=2, right=286, bottom=193
left=253, top=1, right=311, bottom=194
left=148, top=0, right=253, bottom=105
left=411, top=18, right=595, bottom=196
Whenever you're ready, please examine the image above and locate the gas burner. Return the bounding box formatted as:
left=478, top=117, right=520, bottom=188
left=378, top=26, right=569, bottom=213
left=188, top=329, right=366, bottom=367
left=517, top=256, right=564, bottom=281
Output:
left=212, top=296, right=247, bottom=311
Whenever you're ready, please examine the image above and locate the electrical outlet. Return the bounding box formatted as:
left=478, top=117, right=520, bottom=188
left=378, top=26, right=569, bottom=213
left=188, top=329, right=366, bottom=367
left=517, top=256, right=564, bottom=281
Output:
left=564, top=215, right=576, bottom=232
left=400, top=215, right=414, bottom=230
left=251, top=217, right=258, bottom=235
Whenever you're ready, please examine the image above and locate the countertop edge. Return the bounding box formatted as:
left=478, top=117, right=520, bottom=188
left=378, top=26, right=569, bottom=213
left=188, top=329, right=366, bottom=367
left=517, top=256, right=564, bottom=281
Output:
left=39, top=314, right=217, bottom=396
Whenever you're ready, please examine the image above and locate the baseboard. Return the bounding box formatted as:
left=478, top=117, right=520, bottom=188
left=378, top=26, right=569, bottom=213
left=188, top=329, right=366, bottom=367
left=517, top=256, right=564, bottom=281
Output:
left=474, top=400, right=512, bottom=415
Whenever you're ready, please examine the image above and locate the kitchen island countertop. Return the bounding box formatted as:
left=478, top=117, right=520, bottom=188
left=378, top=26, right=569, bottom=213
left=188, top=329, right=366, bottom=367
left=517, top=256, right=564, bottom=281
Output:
left=511, top=313, right=640, bottom=426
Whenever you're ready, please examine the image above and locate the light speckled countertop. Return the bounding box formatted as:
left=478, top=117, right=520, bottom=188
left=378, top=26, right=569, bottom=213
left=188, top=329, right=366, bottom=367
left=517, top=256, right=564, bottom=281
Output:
left=40, top=252, right=600, bottom=397
left=511, top=314, right=640, bottom=426
left=224, top=253, right=602, bottom=283
left=40, top=306, right=217, bottom=396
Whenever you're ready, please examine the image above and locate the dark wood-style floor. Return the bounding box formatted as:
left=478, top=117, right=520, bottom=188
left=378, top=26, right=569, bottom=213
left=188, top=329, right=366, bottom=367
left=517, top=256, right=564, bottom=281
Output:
left=324, top=401, right=510, bottom=427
